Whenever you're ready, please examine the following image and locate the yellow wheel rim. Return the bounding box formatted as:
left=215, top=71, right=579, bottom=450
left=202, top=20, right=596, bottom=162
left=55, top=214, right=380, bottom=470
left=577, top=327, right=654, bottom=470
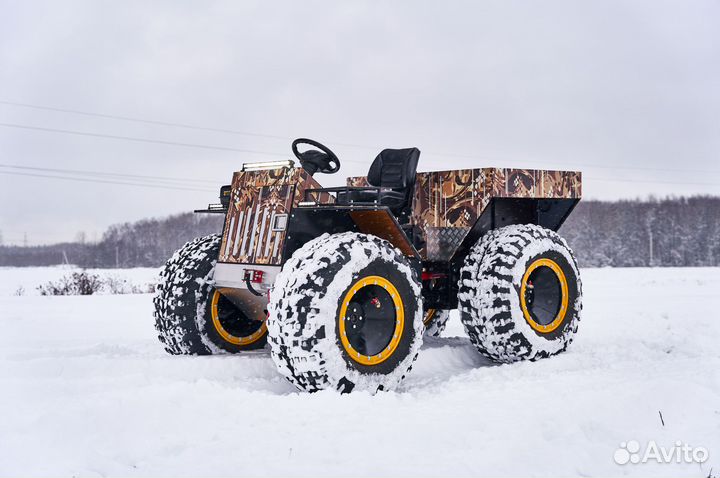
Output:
left=520, top=258, right=569, bottom=334
left=423, top=308, right=437, bottom=326
left=338, top=276, right=405, bottom=366
left=210, top=290, right=267, bottom=345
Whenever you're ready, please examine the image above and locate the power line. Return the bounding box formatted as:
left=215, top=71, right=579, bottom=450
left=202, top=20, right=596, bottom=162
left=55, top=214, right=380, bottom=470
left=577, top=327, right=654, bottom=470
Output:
left=0, top=163, right=219, bottom=185
left=0, top=122, right=289, bottom=156
left=0, top=121, right=366, bottom=167
left=0, top=99, right=377, bottom=150
left=2, top=98, right=720, bottom=183
left=0, top=170, right=215, bottom=192
left=427, top=151, right=720, bottom=177
left=3, top=117, right=719, bottom=179
left=587, top=177, right=720, bottom=188
left=1, top=163, right=717, bottom=192
left=5, top=99, right=720, bottom=177
left=6, top=99, right=720, bottom=177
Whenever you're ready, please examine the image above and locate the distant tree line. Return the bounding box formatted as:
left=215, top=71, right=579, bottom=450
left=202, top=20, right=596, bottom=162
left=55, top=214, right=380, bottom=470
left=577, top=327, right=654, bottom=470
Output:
left=561, top=196, right=720, bottom=267
left=1, top=196, right=718, bottom=268
left=0, top=213, right=223, bottom=268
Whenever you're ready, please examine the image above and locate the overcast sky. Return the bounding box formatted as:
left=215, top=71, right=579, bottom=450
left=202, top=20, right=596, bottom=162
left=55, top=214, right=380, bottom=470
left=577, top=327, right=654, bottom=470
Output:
left=1, top=0, right=719, bottom=245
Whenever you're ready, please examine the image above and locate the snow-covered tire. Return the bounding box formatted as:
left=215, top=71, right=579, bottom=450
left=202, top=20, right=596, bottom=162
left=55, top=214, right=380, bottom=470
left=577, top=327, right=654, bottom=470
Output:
left=423, top=309, right=451, bottom=338
left=153, top=234, right=267, bottom=355
left=458, top=224, right=582, bottom=363
left=267, top=232, right=424, bottom=393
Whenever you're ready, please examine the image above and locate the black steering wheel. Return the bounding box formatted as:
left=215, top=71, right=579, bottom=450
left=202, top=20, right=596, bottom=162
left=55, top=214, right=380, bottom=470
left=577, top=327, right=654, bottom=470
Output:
left=292, top=138, right=341, bottom=176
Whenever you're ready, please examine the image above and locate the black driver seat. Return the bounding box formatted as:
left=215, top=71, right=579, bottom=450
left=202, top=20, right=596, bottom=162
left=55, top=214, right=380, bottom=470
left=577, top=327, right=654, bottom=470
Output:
left=338, top=147, right=420, bottom=223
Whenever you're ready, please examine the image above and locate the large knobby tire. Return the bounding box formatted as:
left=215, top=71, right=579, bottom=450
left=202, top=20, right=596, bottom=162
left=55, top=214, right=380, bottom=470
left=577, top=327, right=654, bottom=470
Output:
left=153, top=234, right=267, bottom=355
left=423, top=309, right=452, bottom=338
left=267, top=232, right=424, bottom=393
left=458, top=224, right=582, bottom=363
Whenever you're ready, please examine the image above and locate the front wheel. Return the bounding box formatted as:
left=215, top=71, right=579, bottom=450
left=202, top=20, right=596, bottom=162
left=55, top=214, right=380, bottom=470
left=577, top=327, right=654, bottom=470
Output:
left=267, top=232, right=424, bottom=393
left=458, top=224, right=582, bottom=363
left=153, top=234, right=267, bottom=355
left=423, top=309, right=452, bottom=337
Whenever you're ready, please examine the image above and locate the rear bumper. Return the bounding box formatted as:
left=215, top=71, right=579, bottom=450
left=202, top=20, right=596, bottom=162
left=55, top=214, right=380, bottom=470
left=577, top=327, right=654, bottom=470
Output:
left=213, top=262, right=281, bottom=291
left=212, top=262, right=281, bottom=321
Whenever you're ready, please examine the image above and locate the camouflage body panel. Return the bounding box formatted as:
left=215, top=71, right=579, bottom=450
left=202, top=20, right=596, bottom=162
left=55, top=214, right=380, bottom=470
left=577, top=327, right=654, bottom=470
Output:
left=348, top=168, right=581, bottom=260
left=219, top=167, right=329, bottom=265
left=487, top=168, right=582, bottom=199
left=346, top=176, right=371, bottom=188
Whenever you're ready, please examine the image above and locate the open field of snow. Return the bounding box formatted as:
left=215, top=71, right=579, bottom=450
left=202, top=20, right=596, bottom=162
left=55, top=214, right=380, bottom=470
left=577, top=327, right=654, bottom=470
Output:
left=0, top=267, right=718, bottom=477
left=0, top=266, right=158, bottom=296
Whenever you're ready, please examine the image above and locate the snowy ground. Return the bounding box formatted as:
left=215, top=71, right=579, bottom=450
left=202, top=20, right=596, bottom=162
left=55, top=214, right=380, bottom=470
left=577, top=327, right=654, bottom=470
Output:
left=0, top=267, right=718, bottom=477
left=0, top=266, right=159, bottom=296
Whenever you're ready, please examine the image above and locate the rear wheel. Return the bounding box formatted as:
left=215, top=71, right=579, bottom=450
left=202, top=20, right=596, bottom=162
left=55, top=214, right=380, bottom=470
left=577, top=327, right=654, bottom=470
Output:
left=204, top=290, right=267, bottom=352
left=458, top=224, right=581, bottom=362
left=153, top=234, right=267, bottom=354
left=267, top=232, right=424, bottom=393
left=423, top=309, right=451, bottom=337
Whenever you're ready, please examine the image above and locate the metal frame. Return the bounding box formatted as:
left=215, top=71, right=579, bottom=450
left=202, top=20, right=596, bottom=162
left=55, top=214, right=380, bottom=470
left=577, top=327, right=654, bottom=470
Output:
left=193, top=203, right=227, bottom=214
left=300, top=186, right=383, bottom=206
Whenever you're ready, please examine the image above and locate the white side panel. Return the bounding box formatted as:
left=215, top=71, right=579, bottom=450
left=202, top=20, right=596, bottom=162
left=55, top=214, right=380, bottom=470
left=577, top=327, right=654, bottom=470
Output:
left=213, top=262, right=281, bottom=290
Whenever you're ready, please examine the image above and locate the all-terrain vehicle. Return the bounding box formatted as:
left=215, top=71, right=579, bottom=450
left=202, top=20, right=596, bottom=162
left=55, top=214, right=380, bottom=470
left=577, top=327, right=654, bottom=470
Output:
left=154, top=139, right=582, bottom=393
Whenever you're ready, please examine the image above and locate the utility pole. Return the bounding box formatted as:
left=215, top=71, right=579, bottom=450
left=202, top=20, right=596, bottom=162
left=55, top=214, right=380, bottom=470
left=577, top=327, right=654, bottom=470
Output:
left=23, top=232, right=28, bottom=247
left=645, top=211, right=656, bottom=267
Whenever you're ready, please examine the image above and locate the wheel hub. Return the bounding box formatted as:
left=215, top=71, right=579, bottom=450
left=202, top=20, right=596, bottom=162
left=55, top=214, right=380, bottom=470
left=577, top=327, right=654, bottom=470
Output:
left=345, top=302, right=365, bottom=329
left=211, top=290, right=267, bottom=345
left=338, top=276, right=405, bottom=366
left=520, top=258, right=569, bottom=334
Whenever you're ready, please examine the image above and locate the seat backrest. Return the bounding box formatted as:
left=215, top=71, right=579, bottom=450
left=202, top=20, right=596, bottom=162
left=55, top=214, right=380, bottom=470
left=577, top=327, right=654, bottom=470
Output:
left=367, top=147, right=420, bottom=190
